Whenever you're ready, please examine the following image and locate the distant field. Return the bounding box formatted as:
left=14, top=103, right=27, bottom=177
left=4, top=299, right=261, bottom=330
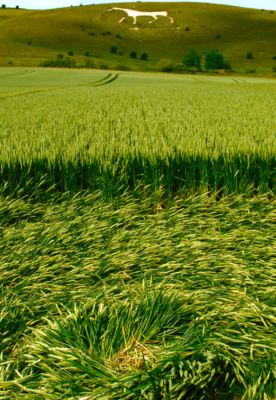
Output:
left=0, top=68, right=114, bottom=99
left=0, top=2, right=276, bottom=75
left=0, top=68, right=108, bottom=90
left=1, top=68, right=276, bottom=196
left=1, top=68, right=276, bottom=400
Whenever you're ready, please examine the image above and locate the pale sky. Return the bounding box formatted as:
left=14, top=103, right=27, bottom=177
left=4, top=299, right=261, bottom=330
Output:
left=3, top=0, right=276, bottom=11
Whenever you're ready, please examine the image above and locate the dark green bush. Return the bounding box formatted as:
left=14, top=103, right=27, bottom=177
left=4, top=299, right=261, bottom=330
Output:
left=68, top=51, right=74, bottom=56
left=88, top=32, right=95, bottom=36
left=130, top=51, right=137, bottom=59
left=99, top=61, right=109, bottom=69
left=205, top=51, right=230, bottom=71
left=246, top=52, right=253, bottom=59
left=141, top=52, right=148, bottom=60
left=40, top=57, right=76, bottom=68
left=57, top=54, right=63, bottom=59
left=110, top=45, right=117, bottom=54
left=115, top=63, right=130, bottom=71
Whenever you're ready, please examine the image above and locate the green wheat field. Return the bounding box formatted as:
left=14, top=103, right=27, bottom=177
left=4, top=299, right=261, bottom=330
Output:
left=1, top=68, right=276, bottom=399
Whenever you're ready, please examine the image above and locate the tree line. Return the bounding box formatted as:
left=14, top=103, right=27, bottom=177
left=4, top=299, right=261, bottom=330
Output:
left=183, top=48, right=231, bottom=71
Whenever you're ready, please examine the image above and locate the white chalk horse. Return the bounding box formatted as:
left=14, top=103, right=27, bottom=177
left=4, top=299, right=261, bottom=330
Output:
left=107, top=8, right=174, bottom=24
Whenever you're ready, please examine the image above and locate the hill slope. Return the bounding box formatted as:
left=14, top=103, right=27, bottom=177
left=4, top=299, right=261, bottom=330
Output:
left=0, top=2, right=276, bottom=74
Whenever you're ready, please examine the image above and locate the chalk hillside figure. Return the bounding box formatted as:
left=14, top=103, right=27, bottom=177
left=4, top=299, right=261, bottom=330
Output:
left=107, top=8, right=174, bottom=24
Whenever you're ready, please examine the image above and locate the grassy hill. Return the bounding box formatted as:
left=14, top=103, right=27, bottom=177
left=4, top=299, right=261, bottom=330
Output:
left=0, top=2, right=276, bottom=75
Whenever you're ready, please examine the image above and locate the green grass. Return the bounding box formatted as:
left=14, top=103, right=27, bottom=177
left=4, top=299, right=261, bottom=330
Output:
left=0, top=2, right=276, bottom=75
left=1, top=68, right=276, bottom=399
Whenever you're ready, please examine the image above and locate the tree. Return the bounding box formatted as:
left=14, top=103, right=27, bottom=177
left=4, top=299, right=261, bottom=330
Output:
left=110, top=45, right=117, bottom=54
left=16, top=5, right=19, bottom=8
left=141, top=52, right=148, bottom=60
left=205, top=51, right=229, bottom=71
left=1, top=4, right=6, bottom=8
left=183, top=48, right=201, bottom=70
left=130, top=51, right=137, bottom=59
left=246, top=52, right=253, bottom=59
